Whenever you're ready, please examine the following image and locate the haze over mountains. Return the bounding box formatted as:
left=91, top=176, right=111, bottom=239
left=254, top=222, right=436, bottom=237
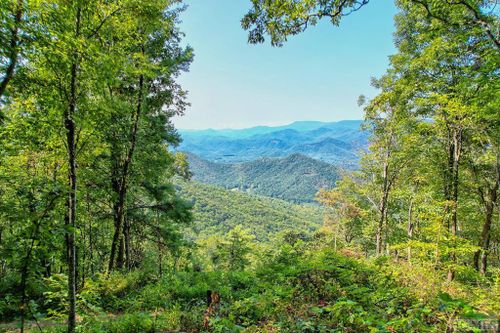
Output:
left=177, top=120, right=366, bottom=203
left=178, top=120, right=367, bottom=168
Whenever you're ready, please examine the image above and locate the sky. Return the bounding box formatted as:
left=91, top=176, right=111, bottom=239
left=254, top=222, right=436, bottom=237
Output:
left=174, top=0, right=398, bottom=130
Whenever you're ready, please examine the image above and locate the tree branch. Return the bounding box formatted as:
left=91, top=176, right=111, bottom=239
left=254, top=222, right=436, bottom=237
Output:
left=0, top=0, right=23, bottom=98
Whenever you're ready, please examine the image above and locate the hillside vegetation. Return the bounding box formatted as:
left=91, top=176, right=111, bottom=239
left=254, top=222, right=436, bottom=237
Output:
left=187, top=153, right=339, bottom=203
left=2, top=237, right=498, bottom=333
left=176, top=180, right=324, bottom=240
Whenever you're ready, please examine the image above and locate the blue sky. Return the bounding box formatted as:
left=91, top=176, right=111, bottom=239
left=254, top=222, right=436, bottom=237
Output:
left=174, top=0, right=398, bottom=130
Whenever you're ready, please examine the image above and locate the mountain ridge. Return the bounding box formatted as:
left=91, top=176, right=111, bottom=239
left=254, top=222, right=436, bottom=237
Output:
left=178, top=120, right=367, bottom=167
left=186, top=152, right=339, bottom=203
left=179, top=119, right=364, bottom=139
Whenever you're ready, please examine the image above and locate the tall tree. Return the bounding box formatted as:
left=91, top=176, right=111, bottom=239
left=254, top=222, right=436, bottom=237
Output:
left=105, top=1, right=193, bottom=272
left=361, top=75, right=414, bottom=255
left=33, top=1, right=133, bottom=330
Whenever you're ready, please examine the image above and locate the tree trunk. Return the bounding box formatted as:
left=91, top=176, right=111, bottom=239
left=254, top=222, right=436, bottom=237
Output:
left=65, top=7, right=81, bottom=333
left=89, top=218, right=94, bottom=276
left=376, top=204, right=386, bottom=256
left=447, top=127, right=462, bottom=282
left=108, top=179, right=123, bottom=271
left=376, top=155, right=390, bottom=256
left=108, top=72, right=144, bottom=272
left=474, top=198, right=496, bottom=275
left=117, top=236, right=125, bottom=269
left=473, top=148, right=498, bottom=275
left=480, top=221, right=491, bottom=275
left=124, top=216, right=131, bottom=270
left=407, top=198, right=414, bottom=262
left=158, top=242, right=163, bottom=277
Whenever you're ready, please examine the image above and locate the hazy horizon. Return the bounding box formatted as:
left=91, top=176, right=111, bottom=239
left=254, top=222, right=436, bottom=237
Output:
left=177, top=118, right=363, bottom=131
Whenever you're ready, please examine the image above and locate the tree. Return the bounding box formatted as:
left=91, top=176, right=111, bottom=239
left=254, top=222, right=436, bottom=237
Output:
left=0, top=97, right=63, bottom=332
left=104, top=1, right=193, bottom=272
left=361, top=75, right=417, bottom=255
left=14, top=0, right=190, bottom=330
left=217, top=226, right=255, bottom=271
left=387, top=0, right=498, bottom=279
left=317, top=178, right=365, bottom=249
left=1, top=0, right=194, bottom=329
left=467, top=106, right=499, bottom=275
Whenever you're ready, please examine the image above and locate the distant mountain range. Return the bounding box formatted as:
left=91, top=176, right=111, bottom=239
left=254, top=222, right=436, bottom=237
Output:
left=178, top=120, right=367, bottom=168
left=187, top=153, right=339, bottom=203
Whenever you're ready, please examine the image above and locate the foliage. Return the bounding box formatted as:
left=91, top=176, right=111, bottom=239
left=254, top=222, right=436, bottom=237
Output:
left=5, top=236, right=497, bottom=333
left=0, top=0, right=192, bottom=331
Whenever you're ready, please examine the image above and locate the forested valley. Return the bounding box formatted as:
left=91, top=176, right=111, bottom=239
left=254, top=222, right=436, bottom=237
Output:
left=0, top=0, right=499, bottom=332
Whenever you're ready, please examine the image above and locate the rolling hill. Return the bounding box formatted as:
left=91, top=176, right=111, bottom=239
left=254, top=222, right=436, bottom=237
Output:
left=178, top=120, right=367, bottom=168
left=187, top=153, right=339, bottom=203
left=175, top=180, right=324, bottom=241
